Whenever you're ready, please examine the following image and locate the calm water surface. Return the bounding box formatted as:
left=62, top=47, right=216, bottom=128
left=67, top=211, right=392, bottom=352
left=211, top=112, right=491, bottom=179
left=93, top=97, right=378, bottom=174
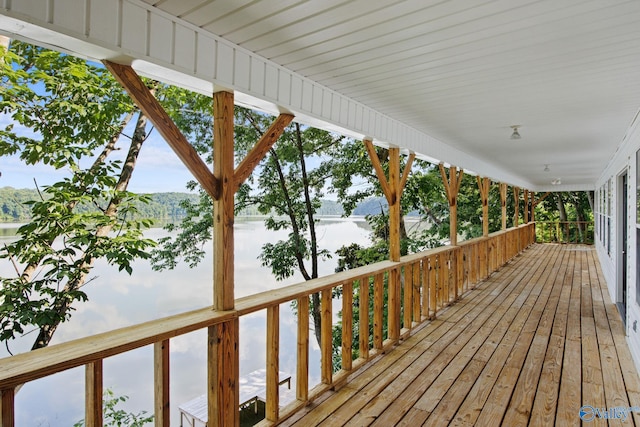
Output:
left=0, top=217, right=371, bottom=426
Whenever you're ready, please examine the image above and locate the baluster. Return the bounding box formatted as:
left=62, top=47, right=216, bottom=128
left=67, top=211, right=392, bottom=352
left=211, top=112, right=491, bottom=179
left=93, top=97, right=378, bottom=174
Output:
left=1, top=388, right=15, bottom=427
left=321, top=289, right=332, bottom=385
left=421, top=258, right=429, bottom=321
left=154, top=340, right=170, bottom=427
left=296, top=297, right=309, bottom=402
left=358, top=275, right=370, bottom=360
left=412, top=261, right=420, bottom=326
left=342, top=281, right=353, bottom=371
left=373, top=273, right=384, bottom=350
left=85, top=360, right=103, bottom=427
left=403, top=264, right=413, bottom=332
left=266, top=305, right=280, bottom=421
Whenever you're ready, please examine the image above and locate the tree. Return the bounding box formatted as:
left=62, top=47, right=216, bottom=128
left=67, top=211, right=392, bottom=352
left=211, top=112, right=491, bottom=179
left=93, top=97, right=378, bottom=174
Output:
left=74, top=389, right=153, bottom=427
left=153, top=106, right=360, bottom=346
left=0, top=41, right=156, bottom=351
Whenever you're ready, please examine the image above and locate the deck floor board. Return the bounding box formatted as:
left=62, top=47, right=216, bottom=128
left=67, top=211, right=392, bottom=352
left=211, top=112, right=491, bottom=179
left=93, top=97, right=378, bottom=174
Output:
left=281, top=244, right=640, bottom=426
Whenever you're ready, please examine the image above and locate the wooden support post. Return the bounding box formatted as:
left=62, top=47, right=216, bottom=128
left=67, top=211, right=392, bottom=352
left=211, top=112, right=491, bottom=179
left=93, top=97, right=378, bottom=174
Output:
left=85, top=361, right=103, bottom=427
left=388, top=147, right=401, bottom=341
left=296, top=297, right=309, bottom=402
left=513, top=187, right=520, bottom=227
left=209, top=91, right=239, bottom=427
left=523, top=189, right=529, bottom=224
left=363, top=140, right=414, bottom=343
left=208, top=320, right=239, bottom=427
left=213, top=91, right=235, bottom=310
left=266, top=305, right=279, bottom=421
left=439, top=164, right=464, bottom=246
left=477, top=177, right=490, bottom=237
left=1, top=388, right=14, bottom=427
left=500, top=183, right=508, bottom=230
left=154, top=340, right=170, bottom=427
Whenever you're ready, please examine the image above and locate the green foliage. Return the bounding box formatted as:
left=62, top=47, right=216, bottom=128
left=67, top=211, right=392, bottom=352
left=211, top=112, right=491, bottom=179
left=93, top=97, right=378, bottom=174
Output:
left=0, top=187, right=200, bottom=223
left=74, top=389, right=153, bottom=427
left=0, top=41, right=157, bottom=349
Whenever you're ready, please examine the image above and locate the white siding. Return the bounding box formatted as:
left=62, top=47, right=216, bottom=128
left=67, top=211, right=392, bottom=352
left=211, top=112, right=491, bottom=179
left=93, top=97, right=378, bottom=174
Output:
left=596, top=110, right=640, bottom=372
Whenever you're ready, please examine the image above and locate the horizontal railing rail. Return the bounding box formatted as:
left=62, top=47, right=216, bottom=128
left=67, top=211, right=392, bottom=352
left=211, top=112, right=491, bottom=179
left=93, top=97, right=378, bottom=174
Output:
left=0, top=223, right=535, bottom=426
left=535, top=221, right=594, bottom=244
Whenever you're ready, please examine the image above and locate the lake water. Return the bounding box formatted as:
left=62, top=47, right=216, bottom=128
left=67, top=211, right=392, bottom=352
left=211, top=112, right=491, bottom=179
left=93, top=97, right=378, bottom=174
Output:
left=0, top=217, right=372, bottom=426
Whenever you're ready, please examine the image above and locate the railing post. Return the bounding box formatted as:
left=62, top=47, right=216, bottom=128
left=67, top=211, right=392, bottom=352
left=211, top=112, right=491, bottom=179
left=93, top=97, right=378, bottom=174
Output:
left=342, top=281, right=354, bottom=371
left=154, top=340, right=170, bottom=427
left=85, top=361, right=103, bottom=427
left=266, top=305, right=280, bottom=421
left=359, top=276, right=370, bottom=360
left=210, top=90, right=239, bottom=427
left=321, top=289, right=333, bottom=384
left=296, top=297, right=309, bottom=402
left=1, top=388, right=14, bottom=427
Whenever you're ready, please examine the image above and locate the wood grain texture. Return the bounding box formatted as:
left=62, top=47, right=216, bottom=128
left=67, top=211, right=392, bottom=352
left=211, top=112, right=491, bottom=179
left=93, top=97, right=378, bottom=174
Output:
left=321, top=289, right=333, bottom=385
left=103, top=61, right=219, bottom=199
left=233, top=113, right=294, bottom=192
left=154, top=340, right=170, bottom=427
left=296, top=297, right=309, bottom=402
left=208, top=320, right=239, bottom=427
left=266, top=305, right=280, bottom=421
left=363, top=139, right=393, bottom=205
left=283, top=244, right=640, bottom=427
left=1, top=388, right=14, bottom=427
left=85, top=360, right=103, bottom=427
left=213, top=91, right=235, bottom=311
left=342, top=281, right=354, bottom=372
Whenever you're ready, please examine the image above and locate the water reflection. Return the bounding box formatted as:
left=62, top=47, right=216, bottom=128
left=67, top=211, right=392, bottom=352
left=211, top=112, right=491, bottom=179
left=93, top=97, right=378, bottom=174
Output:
left=0, top=217, right=371, bottom=426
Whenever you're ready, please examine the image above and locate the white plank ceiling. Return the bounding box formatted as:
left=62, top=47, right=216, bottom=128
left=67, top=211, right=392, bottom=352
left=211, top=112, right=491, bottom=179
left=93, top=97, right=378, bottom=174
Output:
left=3, top=0, right=640, bottom=191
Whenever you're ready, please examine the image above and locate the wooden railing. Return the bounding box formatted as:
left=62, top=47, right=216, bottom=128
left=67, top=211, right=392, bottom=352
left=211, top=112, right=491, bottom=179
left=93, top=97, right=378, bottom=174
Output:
left=535, top=221, right=594, bottom=244
left=0, top=223, right=535, bottom=426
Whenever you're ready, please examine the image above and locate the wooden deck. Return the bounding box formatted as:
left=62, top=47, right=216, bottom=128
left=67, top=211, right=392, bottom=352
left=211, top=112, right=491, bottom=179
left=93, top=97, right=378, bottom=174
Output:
left=282, top=244, right=640, bottom=426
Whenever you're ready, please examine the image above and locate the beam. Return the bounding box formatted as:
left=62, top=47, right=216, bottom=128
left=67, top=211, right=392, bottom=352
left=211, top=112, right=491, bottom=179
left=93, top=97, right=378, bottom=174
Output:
left=103, top=61, right=220, bottom=200
left=399, top=152, right=416, bottom=192
left=363, top=139, right=394, bottom=205
left=233, top=113, right=294, bottom=192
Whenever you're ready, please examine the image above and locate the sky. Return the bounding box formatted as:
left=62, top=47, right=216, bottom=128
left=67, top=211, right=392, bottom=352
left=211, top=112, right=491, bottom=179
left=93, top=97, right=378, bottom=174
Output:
left=0, top=112, right=197, bottom=194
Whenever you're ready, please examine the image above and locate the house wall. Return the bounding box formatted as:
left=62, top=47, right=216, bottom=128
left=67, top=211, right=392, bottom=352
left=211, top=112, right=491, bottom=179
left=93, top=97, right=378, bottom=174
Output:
left=595, top=110, right=640, bottom=371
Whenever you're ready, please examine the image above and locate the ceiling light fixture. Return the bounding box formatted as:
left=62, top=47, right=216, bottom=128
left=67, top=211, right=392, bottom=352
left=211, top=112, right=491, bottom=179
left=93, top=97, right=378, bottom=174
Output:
left=551, top=178, right=562, bottom=185
left=544, top=164, right=550, bottom=172
left=510, top=125, right=521, bottom=140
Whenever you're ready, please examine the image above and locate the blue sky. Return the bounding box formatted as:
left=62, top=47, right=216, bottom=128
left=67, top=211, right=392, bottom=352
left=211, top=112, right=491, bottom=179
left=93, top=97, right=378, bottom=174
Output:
left=0, top=113, right=197, bottom=194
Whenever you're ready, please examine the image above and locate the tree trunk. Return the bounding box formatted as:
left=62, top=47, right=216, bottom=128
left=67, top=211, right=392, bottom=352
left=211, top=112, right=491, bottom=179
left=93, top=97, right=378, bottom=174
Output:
left=18, top=112, right=135, bottom=285
left=31, top=110, right=148, bottom=350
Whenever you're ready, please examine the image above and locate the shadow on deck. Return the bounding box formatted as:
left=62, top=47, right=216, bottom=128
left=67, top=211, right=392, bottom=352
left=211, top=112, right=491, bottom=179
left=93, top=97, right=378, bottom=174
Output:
left=281, top=244, right=640, bottom=426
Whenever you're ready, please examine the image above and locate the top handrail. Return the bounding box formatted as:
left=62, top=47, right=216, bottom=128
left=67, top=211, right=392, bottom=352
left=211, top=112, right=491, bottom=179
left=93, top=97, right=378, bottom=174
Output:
left=0, top=224, right=533, bottom=392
